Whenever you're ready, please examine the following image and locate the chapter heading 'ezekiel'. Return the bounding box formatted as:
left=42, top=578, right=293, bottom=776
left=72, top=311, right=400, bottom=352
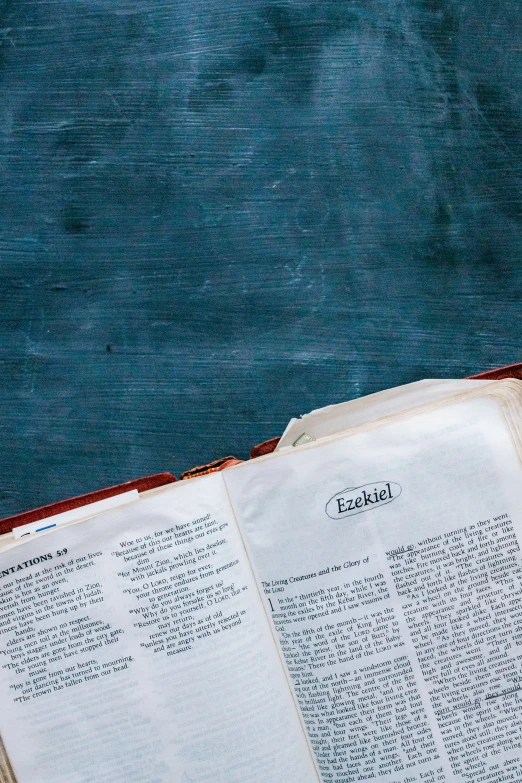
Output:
left=325, top=481, right=402, bottom=519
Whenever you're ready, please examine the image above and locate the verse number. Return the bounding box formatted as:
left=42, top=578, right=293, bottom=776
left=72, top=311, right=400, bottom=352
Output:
left=56, top=548, right=68, bottom=557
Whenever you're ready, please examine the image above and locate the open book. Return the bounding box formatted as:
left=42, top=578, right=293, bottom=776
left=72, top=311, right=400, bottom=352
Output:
left=3, top=377, right=522, bottom=783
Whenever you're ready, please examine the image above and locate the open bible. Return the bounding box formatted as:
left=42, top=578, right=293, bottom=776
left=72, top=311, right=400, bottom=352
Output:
left=3, top=377, right=522, bottom=782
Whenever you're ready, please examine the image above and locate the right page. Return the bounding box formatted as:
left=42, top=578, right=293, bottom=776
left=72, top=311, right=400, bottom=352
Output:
left=224, top=382, right=522, bottom=783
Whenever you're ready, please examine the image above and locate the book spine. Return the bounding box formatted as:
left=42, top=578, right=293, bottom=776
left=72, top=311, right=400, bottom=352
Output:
left=0, top=734, right=17, bottom=783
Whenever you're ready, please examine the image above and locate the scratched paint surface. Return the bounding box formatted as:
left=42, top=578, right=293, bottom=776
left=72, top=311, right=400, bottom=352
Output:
left=0, top=0, right=521, bottom=515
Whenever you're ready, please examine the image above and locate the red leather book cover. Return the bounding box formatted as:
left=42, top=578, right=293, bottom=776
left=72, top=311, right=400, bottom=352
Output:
left=468, top=361, right=522, bottom=381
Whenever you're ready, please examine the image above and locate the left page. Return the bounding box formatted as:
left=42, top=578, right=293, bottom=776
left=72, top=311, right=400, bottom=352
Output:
left=0, top=475, right=318, bottom=783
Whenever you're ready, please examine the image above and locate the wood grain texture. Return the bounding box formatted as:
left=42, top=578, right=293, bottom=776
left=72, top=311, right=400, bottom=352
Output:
left=0, top=0, right=521, bottom=515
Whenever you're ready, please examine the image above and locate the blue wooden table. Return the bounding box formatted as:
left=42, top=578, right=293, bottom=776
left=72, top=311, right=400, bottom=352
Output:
left=0, top=0, right=521, bottom=515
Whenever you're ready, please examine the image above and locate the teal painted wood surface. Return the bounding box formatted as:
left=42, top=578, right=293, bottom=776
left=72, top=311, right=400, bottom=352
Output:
left=0, top=0, right=521, bottom=514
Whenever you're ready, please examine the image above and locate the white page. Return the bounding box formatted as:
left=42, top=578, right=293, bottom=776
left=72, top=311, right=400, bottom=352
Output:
left=225, top=392, right=522, bottom=783
left=0, top=476, right=318, bottom=783
left=277, top=378, right=490, bottom=448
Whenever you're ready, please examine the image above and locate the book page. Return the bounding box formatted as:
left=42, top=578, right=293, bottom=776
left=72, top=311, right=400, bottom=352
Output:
left=277, top=378, right=490, bottom=448
left=225, top=389, right=522, bottom=783
left=0, top=475, right=318, bottom=783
